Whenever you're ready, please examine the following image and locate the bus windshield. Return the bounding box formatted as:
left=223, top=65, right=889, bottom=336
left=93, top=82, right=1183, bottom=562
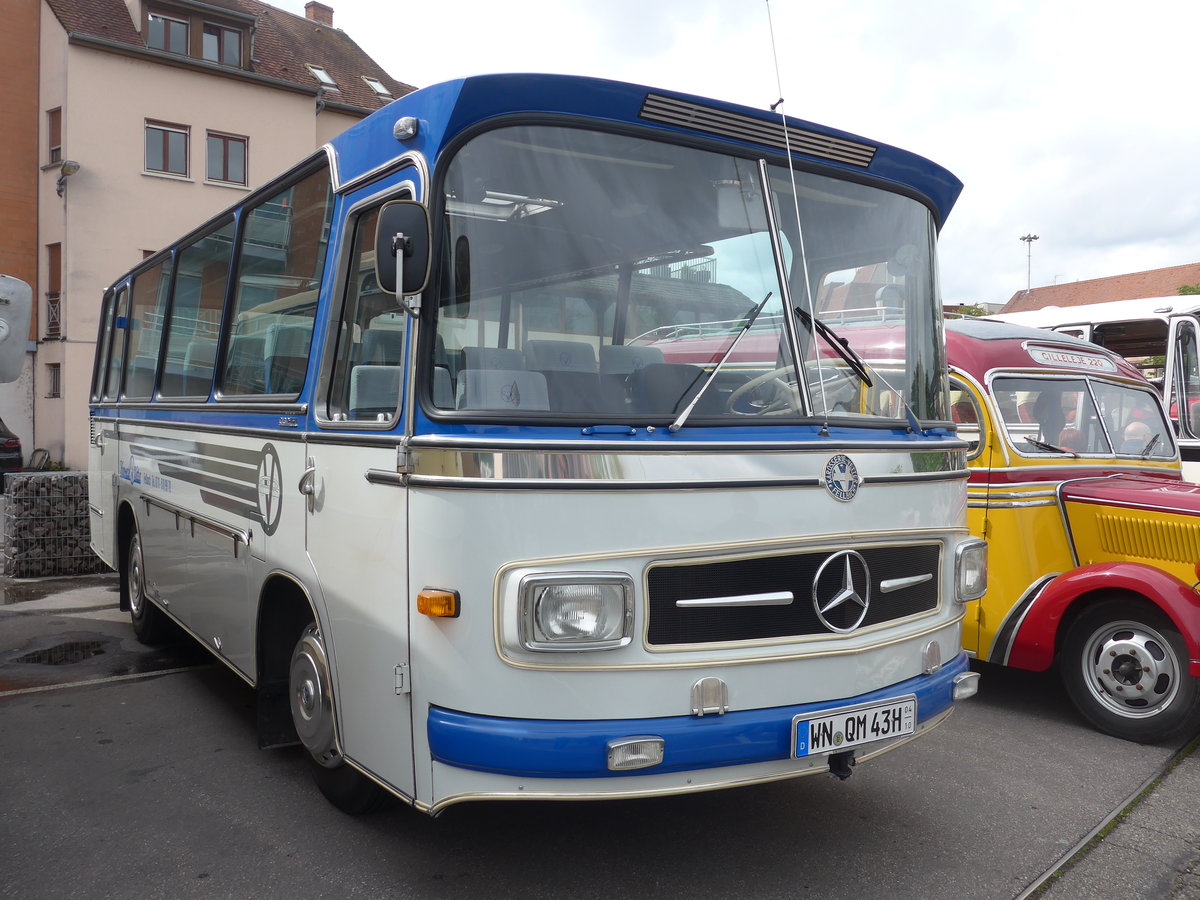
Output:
left=429, top=124, right=945, bottom=425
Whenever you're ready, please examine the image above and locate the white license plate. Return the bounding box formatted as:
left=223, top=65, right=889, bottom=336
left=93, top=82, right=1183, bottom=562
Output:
left=793, top=696, right=916, bottom=757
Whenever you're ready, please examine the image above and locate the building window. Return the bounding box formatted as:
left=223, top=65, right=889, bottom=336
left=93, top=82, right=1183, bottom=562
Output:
left=362, top=76, right=392, bottom=99
left=47, top=108, right=62, bottom=164
left=206, top=132, right=247, bottom=185
left=202, top=22, right=242, bottom=67
left=145, top=120, right=189, bottom=177
left=45, top=243, right=62, bottom=339
left=306, top=65, right=338, bottom=89
left=147, top=12, right=188, bottom=55
left=46, top=364, right=62, bottom=399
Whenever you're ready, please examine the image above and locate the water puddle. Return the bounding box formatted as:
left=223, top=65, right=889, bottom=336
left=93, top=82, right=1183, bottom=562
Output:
left=0, top=574, right=118, bottom=606
left=13, top=640, right=108, bottom=666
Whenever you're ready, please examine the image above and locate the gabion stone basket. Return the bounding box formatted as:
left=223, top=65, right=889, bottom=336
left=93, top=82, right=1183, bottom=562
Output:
left=3, top=472, right=108, bottom=578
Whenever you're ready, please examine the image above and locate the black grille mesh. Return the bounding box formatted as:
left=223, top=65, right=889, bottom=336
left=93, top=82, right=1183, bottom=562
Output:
left=646, top=544, right=940, bottom=646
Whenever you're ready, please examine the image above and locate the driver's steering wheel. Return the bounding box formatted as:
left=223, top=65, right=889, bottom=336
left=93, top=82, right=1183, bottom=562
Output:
left=726, top=366, right=801, bottom=415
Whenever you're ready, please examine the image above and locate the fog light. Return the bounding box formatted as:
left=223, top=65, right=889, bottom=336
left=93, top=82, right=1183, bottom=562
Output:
left=953, top=671, right=980, bottom=700
left=607, top=736, right=664, bottom=771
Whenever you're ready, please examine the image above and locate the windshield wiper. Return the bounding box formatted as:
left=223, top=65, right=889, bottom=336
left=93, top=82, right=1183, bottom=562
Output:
left=1140, top=433, right=1161, bottom=458
left=669, top=292, right=774, bottom=433
left=793, top=307, right=872, bottom=387
left=1025, top=437, right=1078, bottom=458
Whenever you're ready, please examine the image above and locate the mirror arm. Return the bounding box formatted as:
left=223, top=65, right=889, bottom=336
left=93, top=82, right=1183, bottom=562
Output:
left=390, top=231, right=421, bottom=317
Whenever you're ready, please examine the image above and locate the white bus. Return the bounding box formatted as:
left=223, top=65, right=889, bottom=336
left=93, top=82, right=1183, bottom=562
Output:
left=89, top=73, right=984, bottom=815
left=991, top=296, right=1200, bottom=478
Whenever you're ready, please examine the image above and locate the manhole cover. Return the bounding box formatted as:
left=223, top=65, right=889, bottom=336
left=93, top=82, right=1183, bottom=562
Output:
left=13, top=641, right=107, bottom=665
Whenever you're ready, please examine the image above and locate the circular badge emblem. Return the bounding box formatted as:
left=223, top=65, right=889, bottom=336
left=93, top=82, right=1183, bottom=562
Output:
left=812, top=550, right=871, bottom=634
left=824, top=454, right=860, bottom=502
left=256, top=443, right=283, bottom=535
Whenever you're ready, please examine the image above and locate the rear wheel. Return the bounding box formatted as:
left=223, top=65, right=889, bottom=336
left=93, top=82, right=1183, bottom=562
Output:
left=126, top=530, right=173, bottom=645
left=288, top=623, right=387, bottom=814
left=1061, top=598, right=1200, bottom=743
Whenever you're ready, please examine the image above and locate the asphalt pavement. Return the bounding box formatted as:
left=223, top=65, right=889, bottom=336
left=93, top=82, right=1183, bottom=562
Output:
left=3, top=572, right=1200, bottom=898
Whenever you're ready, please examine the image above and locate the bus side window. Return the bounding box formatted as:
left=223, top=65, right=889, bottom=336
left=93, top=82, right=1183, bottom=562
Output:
left=101, top=287, right=130, bottom=402
left=161, top=219, right=234, bottom=399
left=220, top=164, right=334, bottom=398
left=123, top=259, right=173, bottom=400
left=327, top=205, right=406, bottom=423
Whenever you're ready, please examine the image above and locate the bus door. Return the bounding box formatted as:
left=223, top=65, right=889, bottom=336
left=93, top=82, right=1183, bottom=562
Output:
left=88, top=287, right=122, bottom=566
left=1164, top=315, right=1200, bottom=477
left=303, top=193, right=415, bottom=798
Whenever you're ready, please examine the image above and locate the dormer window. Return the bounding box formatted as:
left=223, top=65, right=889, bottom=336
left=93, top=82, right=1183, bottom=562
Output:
left=362, top=76, right=392, bottom=99
left=307, top=65, right=339, bottom=90
left=203, top=23, right=242, bottom=67
left=147, top=12, right=188, bottom=55
left=144, top=6, right=247, bottom=70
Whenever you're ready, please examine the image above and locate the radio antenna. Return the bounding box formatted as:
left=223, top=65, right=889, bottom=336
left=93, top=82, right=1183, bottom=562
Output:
left=764, top=0, right=829, bottom=430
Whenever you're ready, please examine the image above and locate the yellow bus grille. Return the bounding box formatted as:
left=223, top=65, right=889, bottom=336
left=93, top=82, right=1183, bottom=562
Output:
left=1096, top=514, right=1200, bottom=565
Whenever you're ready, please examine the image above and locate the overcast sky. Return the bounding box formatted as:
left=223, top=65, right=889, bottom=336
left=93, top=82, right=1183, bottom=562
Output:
left=276, top=0, right=1200, bottom=306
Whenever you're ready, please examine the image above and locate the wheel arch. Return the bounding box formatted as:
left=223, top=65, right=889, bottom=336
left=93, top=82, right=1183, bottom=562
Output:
left=1007, top=562, right=1200, bottom=674
left=255, top=572, right=323, bottom=750
left=115, top=500, right=138, bottom=612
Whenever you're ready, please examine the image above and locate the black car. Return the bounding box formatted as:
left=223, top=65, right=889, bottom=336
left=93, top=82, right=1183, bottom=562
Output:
left=0, top=417, right=23, bottom=472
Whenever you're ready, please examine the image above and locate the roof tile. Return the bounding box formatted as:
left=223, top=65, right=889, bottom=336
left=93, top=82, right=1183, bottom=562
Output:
left=1001, top=262, right=1200, bottom=313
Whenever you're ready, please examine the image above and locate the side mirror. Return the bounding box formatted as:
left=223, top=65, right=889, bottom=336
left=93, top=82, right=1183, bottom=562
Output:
left=374, top=200, right=431, bottom=302
left=0, top=275, right=32, bottom=383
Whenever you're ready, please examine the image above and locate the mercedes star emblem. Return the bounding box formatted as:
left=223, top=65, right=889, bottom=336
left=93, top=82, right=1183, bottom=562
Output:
left=812, top=550, right=871, bottom=633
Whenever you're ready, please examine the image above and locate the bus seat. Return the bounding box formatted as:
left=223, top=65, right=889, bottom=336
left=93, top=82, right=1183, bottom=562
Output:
left=600, top=345, right=664, bottom=412
left=361, top=328, right=405, bottom=365
left=349, top=364, right=402, bottom=419
left=182, top=339, right=217, bottom=395
left=630, top=363, right=707, bottom=415
left=463, top=346, right=525, bottom=370
left=265, top=323, right=311, bottom=394
left=951, top=400, right=977, bottom=424
left=524, top=340, right=600, bottom=413
left=457, top=369, right=549, bottom=411
left=224, top=335, right=266, bottom=394
left=432, top=365, right=454, bottom=408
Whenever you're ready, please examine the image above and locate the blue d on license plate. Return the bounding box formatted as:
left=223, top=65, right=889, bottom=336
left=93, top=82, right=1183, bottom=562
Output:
left=793, top=696, right=916, bottom=757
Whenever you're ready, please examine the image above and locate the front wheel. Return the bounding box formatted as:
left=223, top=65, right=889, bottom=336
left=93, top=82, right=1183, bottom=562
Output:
left=288, top=623, right=388, bottom=814
left=126, top=530, right=174, bottom=645
left=1061, top=599, right=1200, bottom=743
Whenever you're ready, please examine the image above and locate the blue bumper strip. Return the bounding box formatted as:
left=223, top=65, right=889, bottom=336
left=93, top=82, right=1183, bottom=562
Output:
left=428, top=653, right=970, bottom=778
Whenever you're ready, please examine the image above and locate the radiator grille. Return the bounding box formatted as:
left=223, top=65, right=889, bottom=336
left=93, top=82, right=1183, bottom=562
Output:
left=1096, top=514, right=1200, bottom=565
left=646, top=544, right=940, bottom=646
left=640, top=94, right=877, bottom=168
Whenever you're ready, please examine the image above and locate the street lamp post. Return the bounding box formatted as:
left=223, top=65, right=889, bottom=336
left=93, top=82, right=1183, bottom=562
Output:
left=1020, top=233, right=1039, bottom=291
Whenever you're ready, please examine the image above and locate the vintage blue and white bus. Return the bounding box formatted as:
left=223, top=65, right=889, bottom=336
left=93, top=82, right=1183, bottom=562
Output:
left=88, top=73, right=984, bottom=815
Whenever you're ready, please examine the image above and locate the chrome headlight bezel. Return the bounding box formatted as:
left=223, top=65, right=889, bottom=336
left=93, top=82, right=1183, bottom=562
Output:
left=954, top=538, right=988, bottom=603
left=519, top=573, right=635, bottom=651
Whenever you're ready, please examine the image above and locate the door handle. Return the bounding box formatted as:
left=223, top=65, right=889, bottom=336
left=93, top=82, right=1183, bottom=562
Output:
left=298, top=459, right=316, bottom=512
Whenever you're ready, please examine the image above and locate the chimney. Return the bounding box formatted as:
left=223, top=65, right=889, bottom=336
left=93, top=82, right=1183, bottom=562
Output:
left=305, top=2, right=334, bottom=26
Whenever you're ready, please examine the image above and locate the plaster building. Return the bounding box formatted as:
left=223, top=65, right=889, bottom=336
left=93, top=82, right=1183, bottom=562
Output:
left=0, top=0, right=412, bottom=469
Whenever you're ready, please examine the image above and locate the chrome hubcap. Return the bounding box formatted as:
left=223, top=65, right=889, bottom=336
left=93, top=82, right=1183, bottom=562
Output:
left=1082, top=620, right=1180, bottom=718
left=289, top=624, right=341, bottom=767
left=128, top=535, right=145, bottom=617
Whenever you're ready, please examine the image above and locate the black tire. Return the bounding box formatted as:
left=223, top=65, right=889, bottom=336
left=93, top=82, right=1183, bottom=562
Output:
left=1061, top=598, right=1200, bottom=743
left=126, top=530, right=174, bottom=645
left=288, top=623, right=388, bottom=814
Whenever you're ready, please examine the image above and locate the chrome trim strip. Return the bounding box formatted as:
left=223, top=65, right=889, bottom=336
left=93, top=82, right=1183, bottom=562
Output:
left=106, top=401, right=309, bottom=415
left=140, top=494, right=252, bottom=553
left=968, top=499, right=1057, bottom=509
left=676, top=591, right=794, bottom=608
left=989, top=574, right=1059, bottom=665
left=88, top=504, right=104, bottom=517
left=880, top=574, right=932, bottom=593
left=863, top=470, right=969, bottom=485
left=366, top=469, right=405, bottom=487
left=408, top=435, right=970, bottom=453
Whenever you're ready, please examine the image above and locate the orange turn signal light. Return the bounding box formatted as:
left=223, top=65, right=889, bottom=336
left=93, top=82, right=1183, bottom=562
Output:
left=417, top=588, right=459, bottom=618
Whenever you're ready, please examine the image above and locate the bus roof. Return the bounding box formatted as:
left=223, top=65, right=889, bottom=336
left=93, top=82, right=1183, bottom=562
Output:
left=326, top=73, right=963, bottom=224
left=945, top=317, right=1148, bottom=383
left=987, top=295, right=1200, bottom=329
